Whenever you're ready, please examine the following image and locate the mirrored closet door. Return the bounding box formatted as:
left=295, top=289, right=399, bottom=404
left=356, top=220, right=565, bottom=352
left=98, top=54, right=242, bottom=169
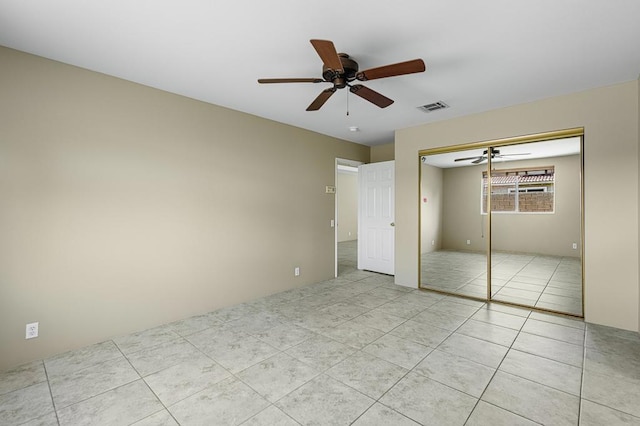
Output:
left=420, top=148, right=489, bottom=299
left=419, top=131, right=584, bottom=317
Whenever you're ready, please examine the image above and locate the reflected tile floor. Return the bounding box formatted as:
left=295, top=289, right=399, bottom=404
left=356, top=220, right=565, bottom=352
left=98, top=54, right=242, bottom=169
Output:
left=421, top=250, right=583, bottom=315
left=1, top=244, right=639, bottom=425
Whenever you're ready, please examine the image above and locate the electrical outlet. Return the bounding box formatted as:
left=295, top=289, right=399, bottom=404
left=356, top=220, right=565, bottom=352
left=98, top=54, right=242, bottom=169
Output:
left=431, top=240, right=435, bottom=246
left=572, top=243, right=578, bottom=250
left=294, top=267, right=300, bottom=276
left=466, top=239, right=471, bottom=245
left=26, top=322, right=39, bottom=339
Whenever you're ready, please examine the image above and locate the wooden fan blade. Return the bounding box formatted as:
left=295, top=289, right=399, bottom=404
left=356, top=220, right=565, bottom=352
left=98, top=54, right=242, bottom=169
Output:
left=357, top=59, right=426, bottom=81
left=454, top=156, right=482, bottom=162
left=306, top=88, right=337, bottom=111
left=310, top=39, right=344, bottom=73
left=349, top=85, right=394, bottom=108
left=258, top=78, right=324, bottom=84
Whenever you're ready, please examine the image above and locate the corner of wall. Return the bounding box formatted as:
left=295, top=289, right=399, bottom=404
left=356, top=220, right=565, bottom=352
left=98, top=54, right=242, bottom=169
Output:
left=370, top=142, right=395, bottom=163
left=0, top=46, right=371, bottom=371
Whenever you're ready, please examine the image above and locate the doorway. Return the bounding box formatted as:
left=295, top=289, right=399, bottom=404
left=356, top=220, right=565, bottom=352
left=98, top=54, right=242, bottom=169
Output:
left=358, top=161, right=396, bottom=275
left=335, top=158, right=363, bottom=277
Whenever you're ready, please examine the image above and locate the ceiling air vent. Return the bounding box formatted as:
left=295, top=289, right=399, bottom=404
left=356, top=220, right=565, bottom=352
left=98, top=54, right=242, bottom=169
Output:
left=418, top=101, right=449, bottom=113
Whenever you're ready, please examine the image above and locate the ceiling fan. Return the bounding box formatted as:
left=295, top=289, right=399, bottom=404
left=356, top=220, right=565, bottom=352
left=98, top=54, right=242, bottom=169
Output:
left=454, top=149, right=531, bottom=164
left=258, top=39, right=426, bottom=111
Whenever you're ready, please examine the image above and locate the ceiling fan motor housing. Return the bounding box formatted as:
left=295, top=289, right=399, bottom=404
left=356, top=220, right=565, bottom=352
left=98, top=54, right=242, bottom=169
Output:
left=323, top=53, right=358, bottom=88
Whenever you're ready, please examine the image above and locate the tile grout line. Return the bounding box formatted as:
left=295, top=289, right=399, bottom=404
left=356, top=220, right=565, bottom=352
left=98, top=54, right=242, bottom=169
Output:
left=363, top=300, right=482, bottom=424
left=491, top=316, right=587, bottom=388
left=576, top=323, right=588, bottom=426
left=461, top=307, right=534, bottom=425
left=309, top=292, right=451, bottom=425
left=533, top=259, right=563, bottom=311
left=43, top=342, right=142, bottom=414
left=182, top=285, right=387, bottom=425
left=492, top=253, right=532, bottom=302
left=139, top=330, right=239, bottom=425
left=113, top=338, right=183, bottom=426
left=41, top=360, right=61, bottom=426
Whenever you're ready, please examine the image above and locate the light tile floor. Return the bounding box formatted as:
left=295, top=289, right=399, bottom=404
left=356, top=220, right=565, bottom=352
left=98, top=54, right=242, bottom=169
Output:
left=421, top=250, right=583, bottom=316
left=1, top=241, right=638, bottom=425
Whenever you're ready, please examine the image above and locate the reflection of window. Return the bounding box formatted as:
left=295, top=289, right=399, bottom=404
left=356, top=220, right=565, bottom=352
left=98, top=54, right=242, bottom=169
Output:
left=482, top=167, right=555, bottom=214
left=508, top=187, right=547, bottom=193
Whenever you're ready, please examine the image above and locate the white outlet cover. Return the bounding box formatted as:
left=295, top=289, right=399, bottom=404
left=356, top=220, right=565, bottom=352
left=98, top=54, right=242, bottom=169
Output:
left=26, top=322, right=39, bottom=339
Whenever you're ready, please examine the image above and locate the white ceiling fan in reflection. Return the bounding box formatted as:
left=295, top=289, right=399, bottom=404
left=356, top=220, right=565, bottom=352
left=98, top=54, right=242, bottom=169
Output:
left=454, top=148, right=530, bottom=164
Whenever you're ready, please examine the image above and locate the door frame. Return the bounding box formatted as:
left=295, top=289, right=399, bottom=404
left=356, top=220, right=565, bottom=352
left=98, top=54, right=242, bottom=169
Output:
left=417, top=127, right=585, bottom=317
left=335, top=158, right=364, bottom=277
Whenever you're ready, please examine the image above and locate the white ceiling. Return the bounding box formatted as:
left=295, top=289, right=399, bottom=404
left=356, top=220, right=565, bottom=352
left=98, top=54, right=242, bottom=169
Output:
left=1, top=1, right=639, bottom=146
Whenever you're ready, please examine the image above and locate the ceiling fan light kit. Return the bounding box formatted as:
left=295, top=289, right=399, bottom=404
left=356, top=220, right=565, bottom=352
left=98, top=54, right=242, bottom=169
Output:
left=258, top=39, right=426, bottom=111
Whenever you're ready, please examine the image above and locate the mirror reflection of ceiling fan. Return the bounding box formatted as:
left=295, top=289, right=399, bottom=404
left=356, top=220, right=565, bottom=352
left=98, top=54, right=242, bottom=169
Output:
left=258, top=39, right=426, bottom=111
left=454, top=149, right=531, bottom=164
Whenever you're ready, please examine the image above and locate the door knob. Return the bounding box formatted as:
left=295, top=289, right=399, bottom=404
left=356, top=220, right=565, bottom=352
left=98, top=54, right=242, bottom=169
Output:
left=390, top=222, right=395, bottom=227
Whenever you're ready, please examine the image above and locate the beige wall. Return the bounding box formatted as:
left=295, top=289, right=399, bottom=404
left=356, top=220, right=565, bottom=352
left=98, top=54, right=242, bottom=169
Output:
left=0, top=47, right=369, bottom=371
left=396, top=81, right=639, bottom=332
left=435, top=155, right=581, bottom=257
left=439, top=165, right=487, bottom=253
left=370, top=142, right=395, bottom=162
left=337, top=171, right=358, bottom=242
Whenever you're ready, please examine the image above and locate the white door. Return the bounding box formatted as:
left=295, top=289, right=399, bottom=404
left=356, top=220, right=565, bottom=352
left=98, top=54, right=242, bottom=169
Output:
left=358, top=161, right=395, bottom=275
